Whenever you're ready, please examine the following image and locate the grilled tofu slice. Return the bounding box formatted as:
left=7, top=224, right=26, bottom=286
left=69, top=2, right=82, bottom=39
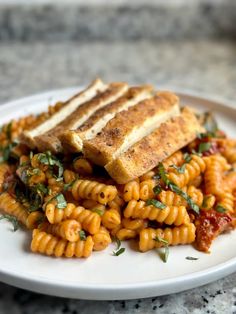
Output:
left=61, top=85, right=153, bottom=153
left=105, top=107, right=204, bottom=184
left=83, top=93, right=180, bottom=166
left=20, top=78, right=107, bottom=149
left=35, top=82, right=129, bottom=153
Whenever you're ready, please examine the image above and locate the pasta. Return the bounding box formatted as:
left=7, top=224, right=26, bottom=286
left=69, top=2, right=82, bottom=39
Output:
left=139, top=224, right=196, bottom=252
left=71, top=179, right=118, bottom=204
left=39, top=219, right=81, bottom=242
left=0, top=82, right=235, bottom=262
left=0, top=192, right=28, bottom=226
left=31, top=229, right=94, bottom=258
left=124, top=200, right=190, bottom=226
left=168, top=154, right=206, bottom=188
left=92, top=226, right=112, bottom=251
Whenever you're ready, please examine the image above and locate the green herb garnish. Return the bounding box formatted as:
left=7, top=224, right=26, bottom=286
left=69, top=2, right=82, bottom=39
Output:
left=112, top=238, right=125, bottom=256
left=0, top=214, right=19, bottom=231
left=198, top=142, right=212, bottom=154
left=37, top=151, right=63, bottom=179
left=183, top=153, right=192, bottom=163
left=157, top=162, right=199, bottom=214
left=146, top=199, right=166, bottom=209
left=54, top=194, right=67, bottom=209
left=91, top=208, right=104, bottom=216
left=215, top=205, right=226, bottom=213
left=79, top=230, right=87, bottom=241
left=153, top=185, right=162, bottom=195
left=155, top=236, right=169, bottom=263
left=170, top=164, right=186, bottom=174
left=186, top=256, right=199, bottom=261
left=0, top=142, right=18, bottom=163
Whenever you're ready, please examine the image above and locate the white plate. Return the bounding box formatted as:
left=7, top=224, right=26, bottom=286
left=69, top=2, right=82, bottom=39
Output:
left=0, top=88, right=235, bottom=300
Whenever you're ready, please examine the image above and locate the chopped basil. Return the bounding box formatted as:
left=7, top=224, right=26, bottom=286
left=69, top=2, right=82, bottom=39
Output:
left=63, top=178, right=78, bottom=191
left=112, top=248, right=125, bottom=256
left=91, top=208, right=104, bottom=216
left=157, top=162, right=200, bottom=214
left=79, top=230, right=87, bottom=241
left=198, top=142, right=212, bottom=154
left=0, top=142, right=18, bottom=163
left=0, top=214, right=19, bottom=232
left=183, top=153, right=192, bottom=163
left=146, top=199, right=166, bottom=209
left=169, top=183, right=200, bottom=214
left=153, top=185, right=162, bottom=195
left=54, top=194, right=67, bottom=209
left=215, top=205, right=226, bottom=213
left=170, top=164, right=186, bottom=174
left=112, top=237, right=125, bottom=256
left=37, top=151, right=63, bottom=179
left=186, top=256, right=199, bottom=261
left=155, top=236, right=169, bottom=263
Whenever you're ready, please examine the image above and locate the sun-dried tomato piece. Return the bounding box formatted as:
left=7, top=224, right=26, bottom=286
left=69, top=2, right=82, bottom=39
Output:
left=195, top=209, right=232, bottom=252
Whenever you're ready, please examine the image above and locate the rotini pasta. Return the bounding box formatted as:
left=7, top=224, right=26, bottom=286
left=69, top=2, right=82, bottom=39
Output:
left=168, top=154, right=206, bottom=188
left=71, top=179, right=117, bottom=204
left=31, top=229, right=94, bottom=258
left=0, top=192, right=28, bottom=226
left=139, top=224, right=196, bottom=252
left=39, top=219, right=81, bottom=242
left=124, top=200, right=190, bottom=226
left=92, top=227, right=112, bottom=251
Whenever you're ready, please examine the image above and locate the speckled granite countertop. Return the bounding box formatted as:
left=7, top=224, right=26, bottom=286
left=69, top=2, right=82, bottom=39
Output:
left=0, top=39, right=236, bottom=314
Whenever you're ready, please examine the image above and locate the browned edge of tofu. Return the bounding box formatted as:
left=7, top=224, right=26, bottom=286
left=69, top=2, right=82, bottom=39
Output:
left=83, top=93, right=179, bottom=166
left=20, top=78, right=106, bottom=149
left=105, top=107, right=205, bottom=184
left=60, top=85, right=154, bottom=153
left=34, top=82, right=128, bottom=153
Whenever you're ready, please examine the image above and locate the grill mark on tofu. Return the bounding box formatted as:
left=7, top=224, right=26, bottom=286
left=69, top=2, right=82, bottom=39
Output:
left=35, top=82, right=129, bottom=153
left=60, top=85, right=153, bottom=153
left=105, top=107, right=205, bottom=184
left=83, top=94, right=180, bottom=166
left=20, top=78, right=107, bottom=149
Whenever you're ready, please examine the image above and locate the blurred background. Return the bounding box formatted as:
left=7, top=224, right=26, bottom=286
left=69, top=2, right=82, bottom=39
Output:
left=0, top=1, right=236, bottom=313
left=0, top=0, right=235, bottom=104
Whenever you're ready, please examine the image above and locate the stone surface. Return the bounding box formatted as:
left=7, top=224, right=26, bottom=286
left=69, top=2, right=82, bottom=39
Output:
left=0, top=0, right=235, bottom=41
left=0, top=39, right=235, bottom=313
left=0, top=40, right=236, bottom=104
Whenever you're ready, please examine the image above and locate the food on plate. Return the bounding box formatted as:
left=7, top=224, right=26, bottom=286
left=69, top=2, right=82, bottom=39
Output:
left=0, top=78, right=235, bottom=261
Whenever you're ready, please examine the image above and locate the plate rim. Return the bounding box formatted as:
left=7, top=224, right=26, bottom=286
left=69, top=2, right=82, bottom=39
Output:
left=0, top=87, right=235, bottom=300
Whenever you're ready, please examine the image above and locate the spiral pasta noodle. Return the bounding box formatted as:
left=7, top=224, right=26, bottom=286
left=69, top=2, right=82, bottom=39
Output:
left=204, top=155, right=230, bottom=196
left=139, top=224, right=196, bottom=252
left=163, top=151, right=184, bottom=170
left=72, top=179, right=117, bottom=204
left=26, top=211, right=45, bottom=229
left=92, top=226, right=112, bottom=251
left=39, top=219, right=81, bottom=242
left=73, top=158, right=93, bottom=175
left=45, top=202, right=101, bottom=234
left=124, top=200, right=190, bottom=226
left=31, top=229, right=94, bottom=258
left=0, top=192, right=28, bottom=225
left=168, top=155, right=206, bottom=188
left=102, top=209, right=121, bottom=229
left=123, top=179, right=140, bottom=202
